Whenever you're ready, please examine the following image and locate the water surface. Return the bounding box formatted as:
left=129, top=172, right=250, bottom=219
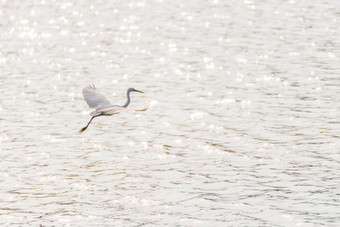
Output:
left=0, top=0, right=339, bottom=226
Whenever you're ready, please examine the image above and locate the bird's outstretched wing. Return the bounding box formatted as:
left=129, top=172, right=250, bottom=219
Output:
left=82, top=85, right=111, bottom=109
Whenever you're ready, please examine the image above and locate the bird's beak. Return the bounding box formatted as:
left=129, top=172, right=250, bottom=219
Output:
left=134, top=89, right=144, bottom=93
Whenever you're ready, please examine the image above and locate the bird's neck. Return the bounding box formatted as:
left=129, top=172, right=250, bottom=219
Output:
left=123, top=90, right=131, bottom=107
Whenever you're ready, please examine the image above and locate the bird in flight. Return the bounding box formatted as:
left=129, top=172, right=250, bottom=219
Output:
left=79, top=85, right=144, bottom=133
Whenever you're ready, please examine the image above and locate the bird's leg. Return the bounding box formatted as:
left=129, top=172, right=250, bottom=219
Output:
left=79, top=116, right=96, bottom=133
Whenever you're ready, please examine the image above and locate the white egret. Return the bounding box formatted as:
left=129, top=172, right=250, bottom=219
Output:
left=79, top=85, right=144, bottom=133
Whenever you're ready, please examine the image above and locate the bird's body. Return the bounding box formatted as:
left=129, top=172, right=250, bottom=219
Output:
left=79, top=85, right=143, bottom=133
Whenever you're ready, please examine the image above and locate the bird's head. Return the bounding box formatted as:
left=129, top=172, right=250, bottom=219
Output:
left=128, top=88, right=144, bottom=93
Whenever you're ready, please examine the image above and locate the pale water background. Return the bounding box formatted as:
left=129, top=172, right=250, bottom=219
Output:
left=0, top=0, right=339, bottom=226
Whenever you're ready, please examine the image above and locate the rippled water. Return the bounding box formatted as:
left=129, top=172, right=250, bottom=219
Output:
left=1, top=0, right=339, bottom=226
